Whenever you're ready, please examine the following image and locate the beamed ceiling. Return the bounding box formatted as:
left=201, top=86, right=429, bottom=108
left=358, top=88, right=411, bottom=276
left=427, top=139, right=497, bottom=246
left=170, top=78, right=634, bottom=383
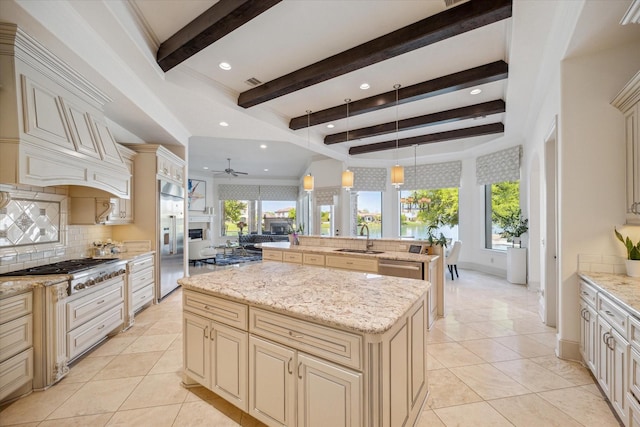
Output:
left=3, top=0, right=637, bottom=179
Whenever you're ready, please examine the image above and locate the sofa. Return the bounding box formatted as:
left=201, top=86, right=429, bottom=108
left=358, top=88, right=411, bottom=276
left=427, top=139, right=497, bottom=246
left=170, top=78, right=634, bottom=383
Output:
left=239, top=233, right=289, bottom=251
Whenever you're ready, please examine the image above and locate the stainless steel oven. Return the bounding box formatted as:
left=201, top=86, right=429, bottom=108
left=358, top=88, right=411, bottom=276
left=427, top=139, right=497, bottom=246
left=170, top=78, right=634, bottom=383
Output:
left=378, top=259, right=424, bottom=280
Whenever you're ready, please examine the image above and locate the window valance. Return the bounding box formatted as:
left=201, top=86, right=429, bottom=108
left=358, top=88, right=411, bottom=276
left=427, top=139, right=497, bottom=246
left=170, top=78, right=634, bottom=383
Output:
left=403, top=161, right=462, bottom=190
left=218, top=184, right=298, bottom=201
left=351, top=167, right=387, bottom=192
left=476, top=145, right=522, bottom=185
left=315, top=187, right=340, bottom=205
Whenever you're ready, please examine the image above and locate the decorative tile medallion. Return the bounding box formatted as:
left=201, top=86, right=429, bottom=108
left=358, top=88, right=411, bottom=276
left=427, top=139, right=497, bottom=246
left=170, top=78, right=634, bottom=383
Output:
left=0, top=198, right=60, bottom=247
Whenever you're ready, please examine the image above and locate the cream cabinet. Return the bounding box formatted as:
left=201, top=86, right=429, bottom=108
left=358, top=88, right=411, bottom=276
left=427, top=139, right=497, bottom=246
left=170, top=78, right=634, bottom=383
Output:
left=579, top=299, right=598, bottom=372
left=283, top=252, right=303, bottom=264
left=325, top=255, right=377, bottom=273
left=263, top=250, right=284, bottom=262
left=105, top=148, right=136, bottom=225
left=302, top=253, right=325, bottom=266
left=183, top=291, right=248, bottom=411
left=125, top=254, right=155, bottom=328
left=157, top=148, right=185, bottom=185
left=248, top=335, right=362, bottom=427
left=612, top=70, right=640, bottom=225
left=0, top=292, right=33, bottom=403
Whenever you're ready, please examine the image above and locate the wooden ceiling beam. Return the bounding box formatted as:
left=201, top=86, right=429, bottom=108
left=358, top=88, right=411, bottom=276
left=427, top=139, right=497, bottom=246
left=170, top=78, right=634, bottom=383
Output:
left=289, top=60, right=508, bottom=130
left=348, top=123, right=504, bottom=155
left=324, top=100, right=505, bottom=145
left=239, top=0, right=512, bottom=108
left=157, top=0, right=282, bottom=72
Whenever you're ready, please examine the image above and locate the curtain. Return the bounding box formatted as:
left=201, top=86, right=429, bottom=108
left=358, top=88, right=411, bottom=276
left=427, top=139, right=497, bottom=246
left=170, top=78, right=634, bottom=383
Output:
left=351, top=167, right=387, bottom=191
left=403, top=161, right=462, bottom=190
left=476, top=145, right=522, bottom=185
left=218, top=184, right=297, bottom=200
left=315, top=187, right=340, bottom=205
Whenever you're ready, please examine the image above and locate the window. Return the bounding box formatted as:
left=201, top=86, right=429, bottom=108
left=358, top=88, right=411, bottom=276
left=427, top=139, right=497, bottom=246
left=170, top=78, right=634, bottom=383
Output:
left=355, top=191, right=382, bottom=238
left=222, top=199, right=248, bottom=236
left=485, top=180, right=520, bottom=250
left=399, top=188, right=459, bottom=240
left=262, top=200, right=296, bottom=234
left=319, top=205, right=333, bottom=236
left=221, top=199, right=296, bottom=236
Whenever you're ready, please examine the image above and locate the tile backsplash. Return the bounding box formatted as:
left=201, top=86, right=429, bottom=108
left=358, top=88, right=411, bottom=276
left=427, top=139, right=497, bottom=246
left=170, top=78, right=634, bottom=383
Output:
left=578, top=253, right=626, bottom=274
left=0, top=184, right=113, bottom=274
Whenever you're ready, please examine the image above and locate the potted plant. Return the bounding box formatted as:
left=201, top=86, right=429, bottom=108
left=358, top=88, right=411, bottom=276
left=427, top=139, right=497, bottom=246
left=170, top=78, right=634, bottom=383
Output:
left=496, top=208, right=529, bottom=248
left=425, top=221, right=448, bottom=254
left=615, top=228, right=640, bottom=277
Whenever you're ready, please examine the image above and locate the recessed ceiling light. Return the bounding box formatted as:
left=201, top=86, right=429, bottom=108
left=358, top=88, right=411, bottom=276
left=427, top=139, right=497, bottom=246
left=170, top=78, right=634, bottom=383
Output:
left=203, top=166, right=209, bottom=170
left=260, top=144, right=267, bottom=149
left=470, top=88, right=482, bottom=95
left=360, top=83, right=370, bottom=90
left=327, top=124, right=335, bottom=128
left=264, top=168, right=269, bottom=172
left=219, top=121, right=229, bottom=127
left=219, top=62, right=231, bottom=70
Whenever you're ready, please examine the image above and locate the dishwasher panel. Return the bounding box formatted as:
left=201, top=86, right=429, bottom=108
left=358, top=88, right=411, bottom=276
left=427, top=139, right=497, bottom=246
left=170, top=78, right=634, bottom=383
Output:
left=378, top=259, right=424, bottom=280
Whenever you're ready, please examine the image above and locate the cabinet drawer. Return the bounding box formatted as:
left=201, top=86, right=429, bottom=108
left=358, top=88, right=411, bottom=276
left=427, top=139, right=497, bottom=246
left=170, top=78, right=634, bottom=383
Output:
left=0, top=315, right=33, bottom=361
left=67, top=303, right=124, bottom=360
left=326, top=255, right=377, bottom=273
left=132, top=283, right=154, bottom=312
left=262, top=250, right=283, bottom=262
left=66, top=279, right=124, bottom=330
left=130, top=267, right=155, bottom=293
left=598, top=294, right=628, bottom=339
left=303, top=253, right=325, bottom=266
left=0, top=292, right=32, bottom=324
left=184, top=290, right=247, bottom=331
left=129, top=255, right=154, bottom=274
left=249, top=307, right=362, bottom=370
left=283, top=252, right=302, bottom=264
left=579, top=280, right=597, bottom=307
left=0, top=348, right=33, bottom=402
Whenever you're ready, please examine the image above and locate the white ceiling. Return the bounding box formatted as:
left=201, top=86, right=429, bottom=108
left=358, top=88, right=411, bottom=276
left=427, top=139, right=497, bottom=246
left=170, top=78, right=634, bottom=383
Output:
left=2, top=0, right=639, bottom=181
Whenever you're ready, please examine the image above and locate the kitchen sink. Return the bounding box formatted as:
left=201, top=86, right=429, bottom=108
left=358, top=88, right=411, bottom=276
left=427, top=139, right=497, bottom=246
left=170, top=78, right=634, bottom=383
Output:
left=334, top=248, right=384, bottom=254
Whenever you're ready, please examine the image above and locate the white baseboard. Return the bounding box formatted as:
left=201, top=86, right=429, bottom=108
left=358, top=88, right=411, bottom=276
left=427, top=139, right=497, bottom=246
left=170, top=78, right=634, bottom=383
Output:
left=557, top=338, right=580, bottom=362
left=458, top=262, right=506, bottom=279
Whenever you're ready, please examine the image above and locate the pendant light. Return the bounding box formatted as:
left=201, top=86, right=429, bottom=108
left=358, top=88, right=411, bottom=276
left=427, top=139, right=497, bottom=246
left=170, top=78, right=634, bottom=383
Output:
left=342, top=98, right=354, bottom=191
left=391, top=84, right=404, bottom=189
left=303, top=110, right=314, bottom=192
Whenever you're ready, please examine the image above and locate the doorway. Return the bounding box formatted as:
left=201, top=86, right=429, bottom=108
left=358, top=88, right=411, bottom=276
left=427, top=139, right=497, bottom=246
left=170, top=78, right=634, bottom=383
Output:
left=541, top=118, right=558, bottom=327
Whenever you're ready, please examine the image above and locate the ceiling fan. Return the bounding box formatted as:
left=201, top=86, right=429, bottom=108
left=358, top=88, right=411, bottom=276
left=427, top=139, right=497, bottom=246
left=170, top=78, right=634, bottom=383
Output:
left=212, top=158, right=248, bottom=177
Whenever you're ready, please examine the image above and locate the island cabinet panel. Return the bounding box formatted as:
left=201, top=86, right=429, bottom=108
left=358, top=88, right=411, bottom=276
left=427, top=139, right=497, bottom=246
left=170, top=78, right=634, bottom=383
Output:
left=283, top=252, right=303, bottom=264
left=302, top=254, right=325, bottom=266
left=249, top=336, right=296, bottom=427
left=183, top=290, right=247, bottom=330
left=579, top=299, right=597, bottom=373
left=183, top=311, right=210, bottom=387
left=325, top=256, right=377, bottom=273
left=263, top=250, right=283, bottom=262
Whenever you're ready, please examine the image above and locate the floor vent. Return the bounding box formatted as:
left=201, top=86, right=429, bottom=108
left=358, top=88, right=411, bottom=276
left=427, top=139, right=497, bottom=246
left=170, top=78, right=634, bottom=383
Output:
left=245, top=77, right=262, bottom=87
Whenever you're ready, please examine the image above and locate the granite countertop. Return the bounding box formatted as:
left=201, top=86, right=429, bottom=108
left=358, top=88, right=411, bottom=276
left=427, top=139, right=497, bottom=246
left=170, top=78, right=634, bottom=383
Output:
left=579, top=272, right=640, bottom=318
left=0, top=275, right=71, bottom=298
left=259, top=241, right=438, bottom=263
left=179, top=262, right=430, bottom=335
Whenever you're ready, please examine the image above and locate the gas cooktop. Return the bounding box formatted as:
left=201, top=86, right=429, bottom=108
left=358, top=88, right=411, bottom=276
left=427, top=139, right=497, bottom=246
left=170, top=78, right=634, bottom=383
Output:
left=0, top=258, right=121, bottom=277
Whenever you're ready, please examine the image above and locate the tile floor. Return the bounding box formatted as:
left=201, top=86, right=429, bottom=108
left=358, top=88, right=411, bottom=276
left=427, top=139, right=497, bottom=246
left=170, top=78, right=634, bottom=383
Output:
left=0, top=266, right=620, bottom=426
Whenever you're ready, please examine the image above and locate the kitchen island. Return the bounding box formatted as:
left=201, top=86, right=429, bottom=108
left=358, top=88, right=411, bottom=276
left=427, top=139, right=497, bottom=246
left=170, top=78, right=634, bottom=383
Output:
left=179, top=262, right=430, bottom=427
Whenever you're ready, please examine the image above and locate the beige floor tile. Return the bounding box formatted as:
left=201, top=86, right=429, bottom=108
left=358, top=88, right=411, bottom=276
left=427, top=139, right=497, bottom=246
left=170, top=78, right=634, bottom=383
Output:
left=427, top=342, right=485, bottom=368
left=426, top=327, right=454, bottom=344
left=579, top=383, right=607, bottom=398
left=493, top=335, right=557, bottom=358
left=88, top=336, right=138, bottom=358
left=459, top=338, right=522, bottom=362
left=529, top=355, right=595, bottom=386
left=92, top=351, right=164, bottom=380
left=37, top=413, right=113, bottom=427
left=492, top=359, right=574, bottom=392
left=426, top=353, right=445, bottom=370
left=119, top=372, right=188, bottom=410
left=489, top=394, right=583, bottom=427
left=105, top=404, right=181, bottom=426
left=173, top=401, right=241, bottom=426
left=168, top=336, right=183, bottom=351
left=433, top=323, right=488, bottom=341
left=450, top=364, right=531, bottom=400
left=434, top=401, right=512, bottom=426
left=149, top=349, right=183, bottom=375
left=47, top=377, right=143, bottom=419
left=143, top=320, right=183, bottom=336
left=466, top=320, right=518, bottom=338
left=118, top=320, right=154, bottom=337
left=426, top=368, right=483, bottom=409
left=63, top=355, right=115, bottom=383
left=526, top=331, right=558, bottom=348
left=0, top=382, right=84, bottom=425
left=538, top=387, right=620, bottom=426
left=415, top=409, right=445, bottom=427
left=120, top=334, right=178, bottom=354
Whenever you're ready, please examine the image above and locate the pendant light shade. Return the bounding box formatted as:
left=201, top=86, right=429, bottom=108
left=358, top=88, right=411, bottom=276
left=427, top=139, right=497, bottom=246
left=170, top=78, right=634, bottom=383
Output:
left=303, top=174, right=314, bottom=192
left=391, top=84, right=404, bottom=189
left=342, top=169, right=354, bottom=190
left=342, top=98, right=354, bottom=191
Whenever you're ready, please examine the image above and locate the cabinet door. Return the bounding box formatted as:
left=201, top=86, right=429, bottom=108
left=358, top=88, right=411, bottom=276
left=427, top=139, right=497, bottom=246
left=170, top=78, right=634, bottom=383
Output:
left=625, top=106, right=640, bottom=224
left=183, top=312, right=210, bottom=388
left=611, top=329, right=629, bottom=425
left=597, top=317, right=612, bottom=397
left=297, top=353, right=362, bottom=427
left=579, top=300, right=596, bottom=371
left=410, top=302, right=427, bottom=410
left=249, top=336, right=296, bottom=427
left=211, top=322, right=248, bottom=412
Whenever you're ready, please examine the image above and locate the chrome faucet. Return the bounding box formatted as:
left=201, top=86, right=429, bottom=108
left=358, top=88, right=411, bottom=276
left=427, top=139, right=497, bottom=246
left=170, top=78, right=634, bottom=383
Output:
left=359, top=223, right=373, bottom=251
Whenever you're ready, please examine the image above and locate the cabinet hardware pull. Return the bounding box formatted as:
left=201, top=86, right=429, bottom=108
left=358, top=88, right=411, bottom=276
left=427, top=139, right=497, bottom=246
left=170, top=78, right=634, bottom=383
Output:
left=97, top=300, right=105, bottom=304
left=585, top=310, right=590, bottom=321
left=287, top=358, right=293, bottom=374
left=580, top=308, right=586, bottom=320
left=603, top=332, right=610, bottom=346
left=97, top=325, right=105, bottom=330
left=289, top=331, right=304, bottom=339
left=297, top=362, right=303, bottom=379
left=204, top=326, right=209, bottom=339
left=605, top=310, right=613, bottom=316
left=211, top=330, right=215, bottom=341
left=608, top=335, right=615, bottom=351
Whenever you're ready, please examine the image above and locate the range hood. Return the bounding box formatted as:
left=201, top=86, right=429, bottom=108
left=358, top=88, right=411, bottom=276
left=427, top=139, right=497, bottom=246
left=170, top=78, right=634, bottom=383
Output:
left=0, top=23, right=131, bottom=198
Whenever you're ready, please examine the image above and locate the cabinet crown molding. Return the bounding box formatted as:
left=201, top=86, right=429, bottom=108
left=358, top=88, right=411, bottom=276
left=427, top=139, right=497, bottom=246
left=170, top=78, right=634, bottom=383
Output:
left=612, top=70, right=640, bottom=113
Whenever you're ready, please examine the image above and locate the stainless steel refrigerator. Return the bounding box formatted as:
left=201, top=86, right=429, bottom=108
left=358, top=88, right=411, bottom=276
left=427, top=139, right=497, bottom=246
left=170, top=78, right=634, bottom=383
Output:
left=158, top=180, right=185, bottom=300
